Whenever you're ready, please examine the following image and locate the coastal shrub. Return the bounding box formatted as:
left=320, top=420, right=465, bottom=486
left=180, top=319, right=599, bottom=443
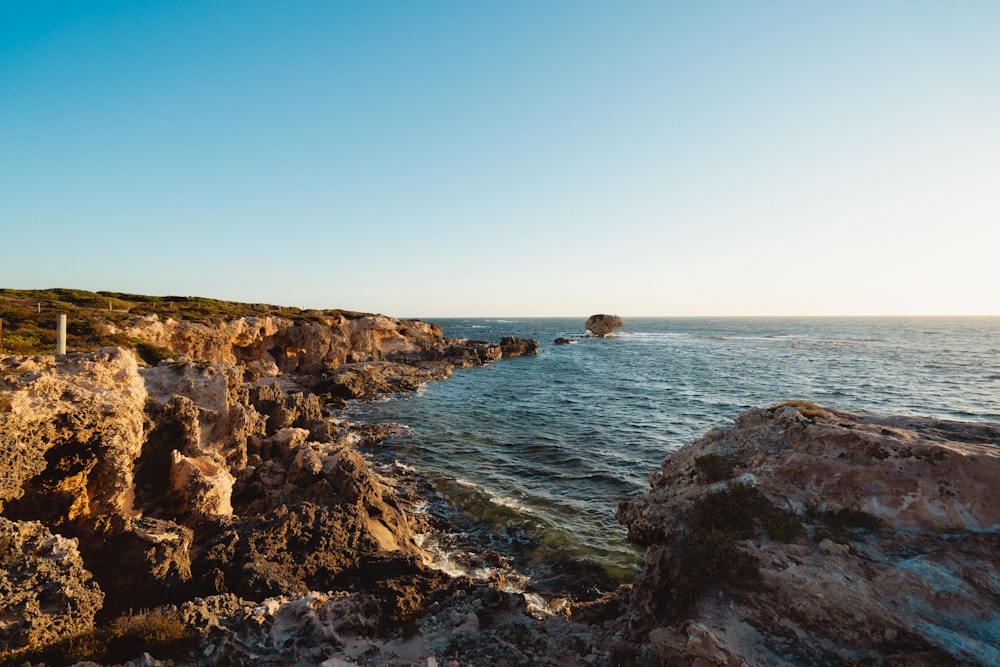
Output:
left=103, top=608, right=197, bottom=663
left=649, top=483, right=805, bottom=622
left=0, top=289, right=383, bottom=358
left=655, top=528, right=761, bottom=622
left=806, top=503, right=884, bottom=543
left=3, top=334, right=41, bottom=355
left=693, top=453, right=741, bottom=482
left=14, top=607, right=197, bottom=665
left=691, top=483, right=803, bottom=542
left=134, top=342, right=175, bottom=365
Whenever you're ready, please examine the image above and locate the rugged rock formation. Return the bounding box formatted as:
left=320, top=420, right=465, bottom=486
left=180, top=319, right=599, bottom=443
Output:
left=585, top=314, right=624, bottom=337
left=0, top=517, right=104, bottom=654
left=110, top=313, right=460, bottom=376
left=500, top=336, right=540, bottom=357
left=5, top=302, right=998, bottom=667
left=0, top=347, right=147, bottom=524
left=0, top=311, right=541, bottom=664
left=617, top=401, right=1000, bottom=666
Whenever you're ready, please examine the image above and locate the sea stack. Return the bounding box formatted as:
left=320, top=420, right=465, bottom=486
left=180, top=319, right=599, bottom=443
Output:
left=585, top=314, right=624, bottom=337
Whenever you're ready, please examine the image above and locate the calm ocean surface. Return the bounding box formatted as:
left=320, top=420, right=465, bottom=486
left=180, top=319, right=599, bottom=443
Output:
left=348, top=317, right=1000, bottom=599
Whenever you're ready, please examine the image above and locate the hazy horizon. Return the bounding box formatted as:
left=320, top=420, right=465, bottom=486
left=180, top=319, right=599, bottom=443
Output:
left=3, top=2, right=998, bottom=317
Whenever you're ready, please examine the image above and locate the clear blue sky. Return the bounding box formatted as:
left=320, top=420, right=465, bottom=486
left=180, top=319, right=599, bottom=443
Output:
left=2, top=1, right=998, bottom=316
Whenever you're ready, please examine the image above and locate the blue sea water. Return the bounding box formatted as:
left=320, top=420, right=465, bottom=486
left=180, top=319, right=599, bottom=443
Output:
left=347, top=317, right=1000, bottom=598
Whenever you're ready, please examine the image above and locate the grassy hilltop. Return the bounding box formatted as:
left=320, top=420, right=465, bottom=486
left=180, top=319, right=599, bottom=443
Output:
left=0, top=288, right=369, bottom=358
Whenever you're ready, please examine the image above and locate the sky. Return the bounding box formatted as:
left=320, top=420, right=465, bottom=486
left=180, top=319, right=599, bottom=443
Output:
left=2, top=1, right=998, bottom=317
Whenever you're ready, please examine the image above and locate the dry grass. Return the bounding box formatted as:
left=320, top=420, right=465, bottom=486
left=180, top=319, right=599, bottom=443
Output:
left=5, top=607, right=198, bottom=665
left=769, top=400, right=832, bottom=419
left=0, top=288, right=375, bottom=356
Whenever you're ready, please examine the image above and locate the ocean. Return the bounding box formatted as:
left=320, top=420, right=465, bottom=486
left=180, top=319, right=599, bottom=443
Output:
left=347, top=317, right=1000, bottom=601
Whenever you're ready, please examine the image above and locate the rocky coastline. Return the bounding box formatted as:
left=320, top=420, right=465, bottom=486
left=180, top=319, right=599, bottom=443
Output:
left=1, top=301, right=998, bottom=666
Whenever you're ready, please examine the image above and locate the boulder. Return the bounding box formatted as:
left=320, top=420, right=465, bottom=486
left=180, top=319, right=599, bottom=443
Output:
left=585, top=314, right=624, bottom=337
left=0, top=518, right=104, bottom=654
left=617, top=402, right=1000, bottom=666
left=169, top=450, right=236, bottom=518
left=499, top=336, right=540, bottom=357
left=554, top=337, right=575, bottom=345
left=0, top=348, right=147, bottom=523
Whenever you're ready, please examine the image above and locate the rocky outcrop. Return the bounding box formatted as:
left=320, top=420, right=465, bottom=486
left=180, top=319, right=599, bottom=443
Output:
left=175, top=581, right=650, bottom=667
left=499, top=336, right=540, bottom=357
left=617, top=402, right=1000, bottom=666
left=0, top=347, right=147, bottom=524
left=316, top=361, right=454, bottom=401
left=16, top=301, right=999, bottom=666
left=0, top=517, right=104, bottom=654
left=585, top=314, right=624, bottom=337
left=0, top=345, right=444, bottom=656
left=110, top=313, right=455, bottom=376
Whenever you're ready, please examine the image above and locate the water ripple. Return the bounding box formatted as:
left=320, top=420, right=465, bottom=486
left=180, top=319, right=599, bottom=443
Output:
left=350, top=316, right=1000, bottom=596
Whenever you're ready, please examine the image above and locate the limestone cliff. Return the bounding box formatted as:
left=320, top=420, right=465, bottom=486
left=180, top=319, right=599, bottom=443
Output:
left=109, top=312, right=452, bottom=375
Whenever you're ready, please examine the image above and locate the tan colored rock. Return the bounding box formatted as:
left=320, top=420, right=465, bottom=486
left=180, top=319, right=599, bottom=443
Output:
left=585, top=314, right=625, bottom=337
left=170, top=450, right=236, bottom=517
left=110, top=314, right=287, bottom=365
left=142, top=360, right=266, bottom=471
left=111, top=313, right=450, bottom=375
left=0, top=348, right=146, bottom=522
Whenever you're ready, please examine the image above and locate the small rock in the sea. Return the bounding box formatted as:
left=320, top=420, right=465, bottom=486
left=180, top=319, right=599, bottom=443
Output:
left=585, top=314, right=624, bottom=337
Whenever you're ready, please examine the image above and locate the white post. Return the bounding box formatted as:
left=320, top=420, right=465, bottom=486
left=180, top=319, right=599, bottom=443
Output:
left=56, top=314, right=67, bottom=355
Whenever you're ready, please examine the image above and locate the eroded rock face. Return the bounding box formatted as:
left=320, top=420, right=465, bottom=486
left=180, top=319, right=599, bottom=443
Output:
left=110, top=313, right=451, bottom=376
left=0, top=517, right=104, bottom=653
left=617, top=403, right=1000, bottom=666
left=170, top=451, right=237, bottom=518
left=585, top=314, right=624, bottom=337
left=316, top=361, right=453, bottom=401
left=0, top=348, right=147, bottom=523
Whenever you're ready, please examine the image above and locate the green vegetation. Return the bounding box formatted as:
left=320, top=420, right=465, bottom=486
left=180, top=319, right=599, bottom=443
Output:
left=654, top=483, right=805, bottom=621
left=4, top=608, right=198, bottom=666
left=0, top=288, right=375, bottom=357
left=691, top=483, right=803, bottom=542
left=693, top=453, right=742, bottom=483
left=806, top=503, right=884, bottom=544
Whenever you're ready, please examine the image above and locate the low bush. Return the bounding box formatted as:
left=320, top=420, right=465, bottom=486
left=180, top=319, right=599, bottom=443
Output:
left=693, top=453, right=741, bottom=483
left=11, top=607, right=197, bottom=665
left=806, top=503, right=884, bottom=543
